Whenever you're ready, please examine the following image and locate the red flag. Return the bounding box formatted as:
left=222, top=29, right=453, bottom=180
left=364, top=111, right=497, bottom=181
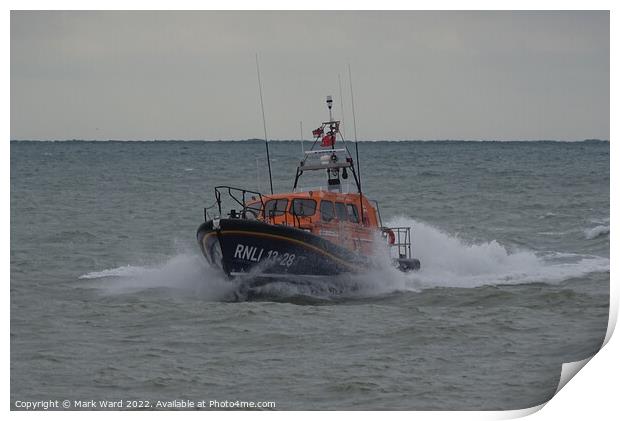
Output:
left=312, top=127, right=323, bottom=137
left=321, top=134, right=335, bottom=147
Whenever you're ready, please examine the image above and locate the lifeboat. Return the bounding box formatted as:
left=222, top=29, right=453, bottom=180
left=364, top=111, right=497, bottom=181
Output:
left=197, top=96, right=420, bottom=282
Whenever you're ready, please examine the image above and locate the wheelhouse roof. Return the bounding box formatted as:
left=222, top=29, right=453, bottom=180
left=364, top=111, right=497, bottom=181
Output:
left=248, top=190, right=372, bottom=204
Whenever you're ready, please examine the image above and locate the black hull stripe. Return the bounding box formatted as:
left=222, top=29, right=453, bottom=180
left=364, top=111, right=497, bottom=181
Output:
left=203, top=230, right=361, bottom=272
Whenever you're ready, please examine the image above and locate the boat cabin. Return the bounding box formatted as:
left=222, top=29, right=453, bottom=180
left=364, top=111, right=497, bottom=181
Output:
left=246, top=190, right=379, bottom=227
left=242, top=190, right=381, bottom=255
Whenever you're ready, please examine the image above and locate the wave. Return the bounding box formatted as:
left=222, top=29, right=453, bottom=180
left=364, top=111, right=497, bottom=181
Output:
left=79, top=253, right=238, bottom=301
left=79, top=254, right=415, bottom=302
left=44, top=230, right=97, bottom=243
left=79, top=218, right=609, bottom=301
left=584, top=225, right=609, bottom=240
left=80, top=265, right=144, bottom=279
left=537, top=212, right=563, bottom=219
left=388, top=217, right=609, bottom=289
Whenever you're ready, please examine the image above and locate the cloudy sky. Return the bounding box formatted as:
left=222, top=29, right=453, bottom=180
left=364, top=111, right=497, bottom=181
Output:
left=11, top=11, right=609, bottom=141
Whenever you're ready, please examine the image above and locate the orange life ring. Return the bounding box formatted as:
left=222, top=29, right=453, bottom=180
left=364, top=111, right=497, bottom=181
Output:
left=385, top=229, right=396, bottom=245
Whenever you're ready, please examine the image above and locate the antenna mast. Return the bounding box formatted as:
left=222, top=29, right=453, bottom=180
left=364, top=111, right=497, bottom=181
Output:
left=348, top=64, right=364, bottom=223
left=300, top=121, right=304, bottom=154
left=338, top=74, right=346, bottom=139
left=255, top=53, right=274, bottom=194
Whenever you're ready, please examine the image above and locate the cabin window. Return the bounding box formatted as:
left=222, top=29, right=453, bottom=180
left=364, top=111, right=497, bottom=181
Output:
left=335, top=202, right=347, bottom=221
left=347, top=203, right=360, bottom=223
left=290, top=198, right=316, bottom=216
left=264, top=199, right=288, bottom=218
left=320, top=200, right=335, bottom=222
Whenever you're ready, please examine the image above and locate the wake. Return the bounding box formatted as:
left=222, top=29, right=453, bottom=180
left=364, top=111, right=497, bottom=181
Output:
left=389, top=217, right=609, bottom=289
left=79, top=218, right=609, bottom=301
left=79, top=253, right=239, bottom=301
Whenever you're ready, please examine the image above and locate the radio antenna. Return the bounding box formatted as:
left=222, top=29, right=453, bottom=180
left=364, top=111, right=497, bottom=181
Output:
left=255, top=53, right=274, bottom=194
left=338, top=74, right=346, bottom=140
left=348, top=64, right=364, bottom=223
left=300, top=121, right=304, bottom=154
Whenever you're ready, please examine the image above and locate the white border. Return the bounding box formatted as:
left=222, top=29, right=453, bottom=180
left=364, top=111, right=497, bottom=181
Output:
left=5, top=1, right=616, bottom=420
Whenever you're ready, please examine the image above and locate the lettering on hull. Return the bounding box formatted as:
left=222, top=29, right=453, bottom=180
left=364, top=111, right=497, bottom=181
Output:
left=233, top=243, right=295, bottom=267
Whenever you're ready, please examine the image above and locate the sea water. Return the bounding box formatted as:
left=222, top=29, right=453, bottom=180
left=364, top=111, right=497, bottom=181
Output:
left=10, top=140, right=609, bottom=410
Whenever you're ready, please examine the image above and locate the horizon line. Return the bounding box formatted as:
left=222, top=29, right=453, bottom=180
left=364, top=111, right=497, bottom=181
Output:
left=9, top=138, right=610, bottom=143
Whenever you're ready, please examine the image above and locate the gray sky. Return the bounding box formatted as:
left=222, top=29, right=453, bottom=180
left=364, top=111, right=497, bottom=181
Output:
left=11, top=11, right=609, bottom=141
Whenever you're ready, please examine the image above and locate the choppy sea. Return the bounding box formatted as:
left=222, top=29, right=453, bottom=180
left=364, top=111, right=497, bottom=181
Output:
left=10, top=140, right=609, bottom=410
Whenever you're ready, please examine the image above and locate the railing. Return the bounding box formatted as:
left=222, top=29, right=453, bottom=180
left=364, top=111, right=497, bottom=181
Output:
left=304, top=148, right=347, bottom=155
left=383, top=226, right=413, bottom=259
left=293, top=182, right=354, bottom=194
left=205, top=185, right=306, bottom=229
left=205, top=186, right=265, bottom=222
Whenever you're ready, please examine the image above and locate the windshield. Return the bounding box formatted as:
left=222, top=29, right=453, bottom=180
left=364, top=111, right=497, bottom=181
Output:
left=290, top=199, right=317, bottom=216
left=264, top=199, right=289, bottom=217
left=347, top=203, right=360, bottom=223
left=335, top=202, right=347, bottom=221
left=320, top=200, right=335, bottom=222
